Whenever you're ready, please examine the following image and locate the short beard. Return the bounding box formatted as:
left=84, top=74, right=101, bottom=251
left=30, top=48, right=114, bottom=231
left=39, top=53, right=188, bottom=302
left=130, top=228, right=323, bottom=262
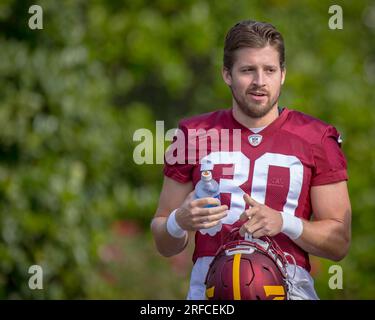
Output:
left=231, top=87, right=281, bottom=119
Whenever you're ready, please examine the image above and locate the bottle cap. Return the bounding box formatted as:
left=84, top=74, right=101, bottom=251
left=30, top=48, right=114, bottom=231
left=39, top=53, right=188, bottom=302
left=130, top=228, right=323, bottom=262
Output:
left=201, top=170, right=212, bottom=181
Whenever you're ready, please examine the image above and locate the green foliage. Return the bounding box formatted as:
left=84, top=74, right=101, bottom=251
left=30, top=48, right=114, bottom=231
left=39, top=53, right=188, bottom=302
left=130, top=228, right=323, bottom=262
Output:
left=0, top=0, right=374, bottom=299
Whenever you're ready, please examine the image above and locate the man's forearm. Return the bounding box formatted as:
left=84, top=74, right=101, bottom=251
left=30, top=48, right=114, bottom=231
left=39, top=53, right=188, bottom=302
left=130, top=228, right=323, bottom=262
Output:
left=293, top=218, right=351, bottom=261
left=151, top=216, right=188, bottom=257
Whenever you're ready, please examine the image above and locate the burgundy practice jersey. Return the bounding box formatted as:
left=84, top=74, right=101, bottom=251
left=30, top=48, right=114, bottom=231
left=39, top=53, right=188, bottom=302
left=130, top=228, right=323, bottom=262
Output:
left=163, top=107, right=348, bottom=271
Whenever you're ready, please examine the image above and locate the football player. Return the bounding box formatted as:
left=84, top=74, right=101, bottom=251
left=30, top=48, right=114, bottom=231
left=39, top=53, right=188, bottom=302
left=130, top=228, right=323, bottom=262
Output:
left=151, top=20, right=351, bottom=300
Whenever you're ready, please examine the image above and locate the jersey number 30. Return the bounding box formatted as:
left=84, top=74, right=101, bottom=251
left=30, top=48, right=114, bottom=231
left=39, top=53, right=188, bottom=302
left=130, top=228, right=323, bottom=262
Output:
left=200, top=151, right=304, bottom=227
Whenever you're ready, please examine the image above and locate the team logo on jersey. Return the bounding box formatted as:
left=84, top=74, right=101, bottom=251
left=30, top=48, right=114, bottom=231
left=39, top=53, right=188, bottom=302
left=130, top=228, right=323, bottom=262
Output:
left=248, top=134, right=263, bottom=147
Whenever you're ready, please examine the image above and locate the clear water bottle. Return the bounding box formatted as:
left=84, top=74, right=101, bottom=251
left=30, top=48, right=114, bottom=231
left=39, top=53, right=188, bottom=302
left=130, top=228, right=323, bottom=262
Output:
left=195, top=170, right=222, bottom=235
left=195, top=170, right=220, bottom=207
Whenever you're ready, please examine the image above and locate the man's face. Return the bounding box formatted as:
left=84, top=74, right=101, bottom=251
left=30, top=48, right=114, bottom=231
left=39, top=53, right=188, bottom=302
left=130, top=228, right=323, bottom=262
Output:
left=223, top=45, right=286, bottom=118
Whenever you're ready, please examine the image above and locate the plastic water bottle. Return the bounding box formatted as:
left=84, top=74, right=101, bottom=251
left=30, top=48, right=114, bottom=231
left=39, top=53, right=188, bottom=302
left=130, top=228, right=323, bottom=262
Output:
left=195, top=170, right=220, bottom=207
left=195, top=170, right=222, bottom=236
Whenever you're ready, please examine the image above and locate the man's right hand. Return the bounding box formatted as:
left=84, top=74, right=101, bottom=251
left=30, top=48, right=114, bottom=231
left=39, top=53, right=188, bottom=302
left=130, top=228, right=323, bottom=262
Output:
left=175, top=191, right=228, bottom=231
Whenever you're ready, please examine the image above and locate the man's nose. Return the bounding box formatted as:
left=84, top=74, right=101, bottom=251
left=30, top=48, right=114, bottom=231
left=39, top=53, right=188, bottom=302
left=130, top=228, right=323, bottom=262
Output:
left=252, top=71, right=265, bottom=87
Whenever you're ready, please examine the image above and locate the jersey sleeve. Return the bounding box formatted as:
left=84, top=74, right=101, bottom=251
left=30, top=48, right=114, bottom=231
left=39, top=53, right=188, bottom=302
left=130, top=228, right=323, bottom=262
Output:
left=311, top=125, right=348, bottom=186
left=163, top=122, right=194, bottom=183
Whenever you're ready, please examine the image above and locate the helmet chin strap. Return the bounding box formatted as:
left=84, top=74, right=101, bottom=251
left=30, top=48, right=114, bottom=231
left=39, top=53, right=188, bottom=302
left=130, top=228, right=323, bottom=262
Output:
left=244, top=232, right=268, bottom=250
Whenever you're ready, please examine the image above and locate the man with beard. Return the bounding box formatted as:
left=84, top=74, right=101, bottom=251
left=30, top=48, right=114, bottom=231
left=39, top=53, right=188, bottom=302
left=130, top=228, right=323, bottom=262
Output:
left=151, top=20, right=351, bottom=300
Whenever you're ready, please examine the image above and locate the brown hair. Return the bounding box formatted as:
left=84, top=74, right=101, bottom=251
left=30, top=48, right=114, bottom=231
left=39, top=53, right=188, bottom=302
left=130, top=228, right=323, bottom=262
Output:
left=224, top=20, right=285, bottom=70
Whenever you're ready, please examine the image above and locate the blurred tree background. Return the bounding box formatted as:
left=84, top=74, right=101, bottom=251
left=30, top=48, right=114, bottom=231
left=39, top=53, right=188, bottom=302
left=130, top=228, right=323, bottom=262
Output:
left=0, top=0, right=374, bottom=299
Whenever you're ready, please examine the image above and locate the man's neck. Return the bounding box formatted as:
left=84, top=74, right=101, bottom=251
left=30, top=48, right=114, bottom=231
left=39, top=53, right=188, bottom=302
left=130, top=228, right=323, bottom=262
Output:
left=232, top=103, right=280, bottom=128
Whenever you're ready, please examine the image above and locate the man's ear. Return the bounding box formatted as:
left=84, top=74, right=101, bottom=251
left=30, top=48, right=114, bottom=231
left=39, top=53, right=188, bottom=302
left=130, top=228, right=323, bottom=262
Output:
left=281, top=67, right=286, bottom=85
left=222, top=67, right=232, bottom=86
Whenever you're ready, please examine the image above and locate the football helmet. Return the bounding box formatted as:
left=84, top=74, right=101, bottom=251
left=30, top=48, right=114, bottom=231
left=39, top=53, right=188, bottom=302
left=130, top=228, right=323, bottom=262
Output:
left=205, top=229, right=295, bottom=300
